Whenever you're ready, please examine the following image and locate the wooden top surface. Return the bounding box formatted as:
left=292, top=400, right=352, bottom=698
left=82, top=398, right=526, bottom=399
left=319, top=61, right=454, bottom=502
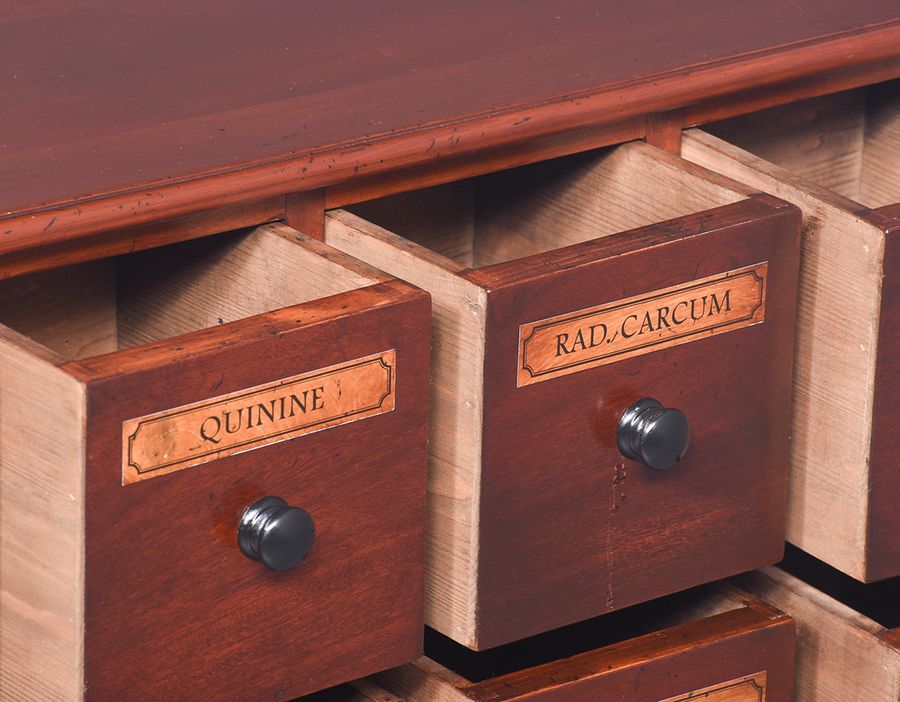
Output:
left=2, top=1, right=900, bottom=250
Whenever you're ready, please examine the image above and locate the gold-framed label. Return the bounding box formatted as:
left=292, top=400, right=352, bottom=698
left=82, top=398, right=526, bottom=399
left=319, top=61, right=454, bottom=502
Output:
left=122, top=350, right=395, bottom=485
left=659, top=672, right=767, bottom=701
left=517, top=262, right=767, bottom=386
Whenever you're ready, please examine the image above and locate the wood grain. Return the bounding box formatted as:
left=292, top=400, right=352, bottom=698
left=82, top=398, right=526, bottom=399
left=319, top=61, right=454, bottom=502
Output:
left=286, top=190, right=326, bottom=240
left=116, top=224, right=379, bottom=347
left=350, top=182, right=477, bottom=266
left=328, top=54, right=900, bottom=233
left=1, top=2, right=899, bottom=262
left=682, top=127, right=890, bottom=580
left=860, top=83, right=900, bottom=206
left=685, top=83, right=900, bottom=580
left=706, top=89, right=870, bottom=198
left=69, top=281, right=430, bottom=701
left=0, top=260, right=117, bottom=360
left=0, top=328, right=85, bottom=702
left=864, top=206, right=900, bottom=582
left=325, top=210, right=486, bottom=647
left=0, top=228, right=431, bottom=699
left=470, top=143, right=750, bottom=267
left=738, top=567, right=899, bottom=701
left=326, top=119, right=646, bottom=211
left=376, top=588, right=794, bottom=702
left=469, top=195, right=798, bottom=648
left=331, top=143, right=799, bottom=648
left=646, top=112, right=684, bottom=155
left=0, top=196, right=285, bottom=282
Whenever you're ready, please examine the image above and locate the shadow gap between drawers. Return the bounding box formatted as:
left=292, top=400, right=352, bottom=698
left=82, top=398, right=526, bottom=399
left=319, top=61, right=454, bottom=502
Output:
left=423, top=584, right=738, bottom=683
left=778, top=544, right=900, bottom=628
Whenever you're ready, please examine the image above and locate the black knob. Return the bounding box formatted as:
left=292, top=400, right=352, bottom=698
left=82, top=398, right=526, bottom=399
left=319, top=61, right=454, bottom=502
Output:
left=238, top=497, right=315, bottom=572
left=616, top=398, right=690, bottom=470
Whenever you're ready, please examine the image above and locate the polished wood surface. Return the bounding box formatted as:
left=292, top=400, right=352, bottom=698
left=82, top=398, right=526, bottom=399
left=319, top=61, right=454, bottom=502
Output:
left=1, top=1, right=899, bottom=266
left=325, top=119, right=647, bottom=210
left=4, top=5, right=900, bottom=697
left=469, top=194, right=799, bottom=648
left=0, top=227, right=431, bottom=701
left=376, top=587, right=795, bottom=702
left=0, top=197, right=285, bottom=280
left=328, top=143, right=800, bottom=649
left=286, top=190, right=327, bottom=240
left=74, top=287, right=430, bottom=699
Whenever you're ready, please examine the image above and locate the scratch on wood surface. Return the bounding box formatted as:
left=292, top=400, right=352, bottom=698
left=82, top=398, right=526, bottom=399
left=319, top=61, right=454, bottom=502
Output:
left=606, top=461, right=628, bottom=610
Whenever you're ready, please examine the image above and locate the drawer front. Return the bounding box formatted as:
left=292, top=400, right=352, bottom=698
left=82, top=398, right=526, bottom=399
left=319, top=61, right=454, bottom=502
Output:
left=467, top=196, right=800, bottom=646
left=377, top=590, right=795, bottom=702
left=473, top=619, right=789, bottom=702
left=65, top=281, right=430, bottom=701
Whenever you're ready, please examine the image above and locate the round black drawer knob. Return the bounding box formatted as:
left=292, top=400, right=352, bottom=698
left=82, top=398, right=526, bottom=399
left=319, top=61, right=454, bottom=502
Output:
left=238, top=496, right=315, bottom=572
left=616, top=398, right=690, bottom=471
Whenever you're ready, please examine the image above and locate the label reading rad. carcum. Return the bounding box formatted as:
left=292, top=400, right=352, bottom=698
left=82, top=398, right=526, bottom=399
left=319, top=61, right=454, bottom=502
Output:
left=122, top=350, right=395, bottom=485
left=659, top=672, right=767, bottom=702
left=517, top=262, right=767, bottom=387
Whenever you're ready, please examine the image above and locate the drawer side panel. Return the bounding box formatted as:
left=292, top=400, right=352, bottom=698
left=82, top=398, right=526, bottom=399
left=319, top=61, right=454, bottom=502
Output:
left=0, top=329, right=85, bottom=702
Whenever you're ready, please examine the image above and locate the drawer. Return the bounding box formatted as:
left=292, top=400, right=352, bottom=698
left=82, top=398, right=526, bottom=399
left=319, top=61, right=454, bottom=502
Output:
left=736, top=551, right=899, bottom=701
left=0, top=224, right=430, bottom=701
left=325, top=141, right=801, bottom=648
left=374, top=585, right=795, bottom=701
left=683, top=80, right=900, bottom=582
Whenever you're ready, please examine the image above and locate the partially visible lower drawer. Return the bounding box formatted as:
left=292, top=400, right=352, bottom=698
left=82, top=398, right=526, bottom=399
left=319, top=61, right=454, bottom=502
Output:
left=374, top=585, right=795, bottom=702
left=735, top=553, right=899, bottom=701
left=684, top=79, right=900, bottom=582
left=0, top=224, right=430, bottom=701
left=327, top=141, right=801, bottom=648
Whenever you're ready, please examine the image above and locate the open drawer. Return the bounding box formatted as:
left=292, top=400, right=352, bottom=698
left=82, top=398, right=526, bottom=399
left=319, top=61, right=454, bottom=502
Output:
left=326, top=141, right=802, bottom=648
left=0, top=224, right=430, bottom=701
left=374, top=584, right=795, bottom=701
left=684, top=79, right=900, bottom=582
left=736, top=550, right=899, bottom=701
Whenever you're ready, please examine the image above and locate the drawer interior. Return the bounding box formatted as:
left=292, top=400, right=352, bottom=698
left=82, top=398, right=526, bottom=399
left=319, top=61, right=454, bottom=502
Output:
left=0, top=224, right=379, bottom=361
left=347, top=141, right=750, bottom=269
left=423, top=584, right=747, bottom=684
left=706, top=79, right=900, bottom=208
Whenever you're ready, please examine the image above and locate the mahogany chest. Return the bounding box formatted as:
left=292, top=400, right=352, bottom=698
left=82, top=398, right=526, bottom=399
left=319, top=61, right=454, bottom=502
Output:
left=2, top=2, right=900, bottom=700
